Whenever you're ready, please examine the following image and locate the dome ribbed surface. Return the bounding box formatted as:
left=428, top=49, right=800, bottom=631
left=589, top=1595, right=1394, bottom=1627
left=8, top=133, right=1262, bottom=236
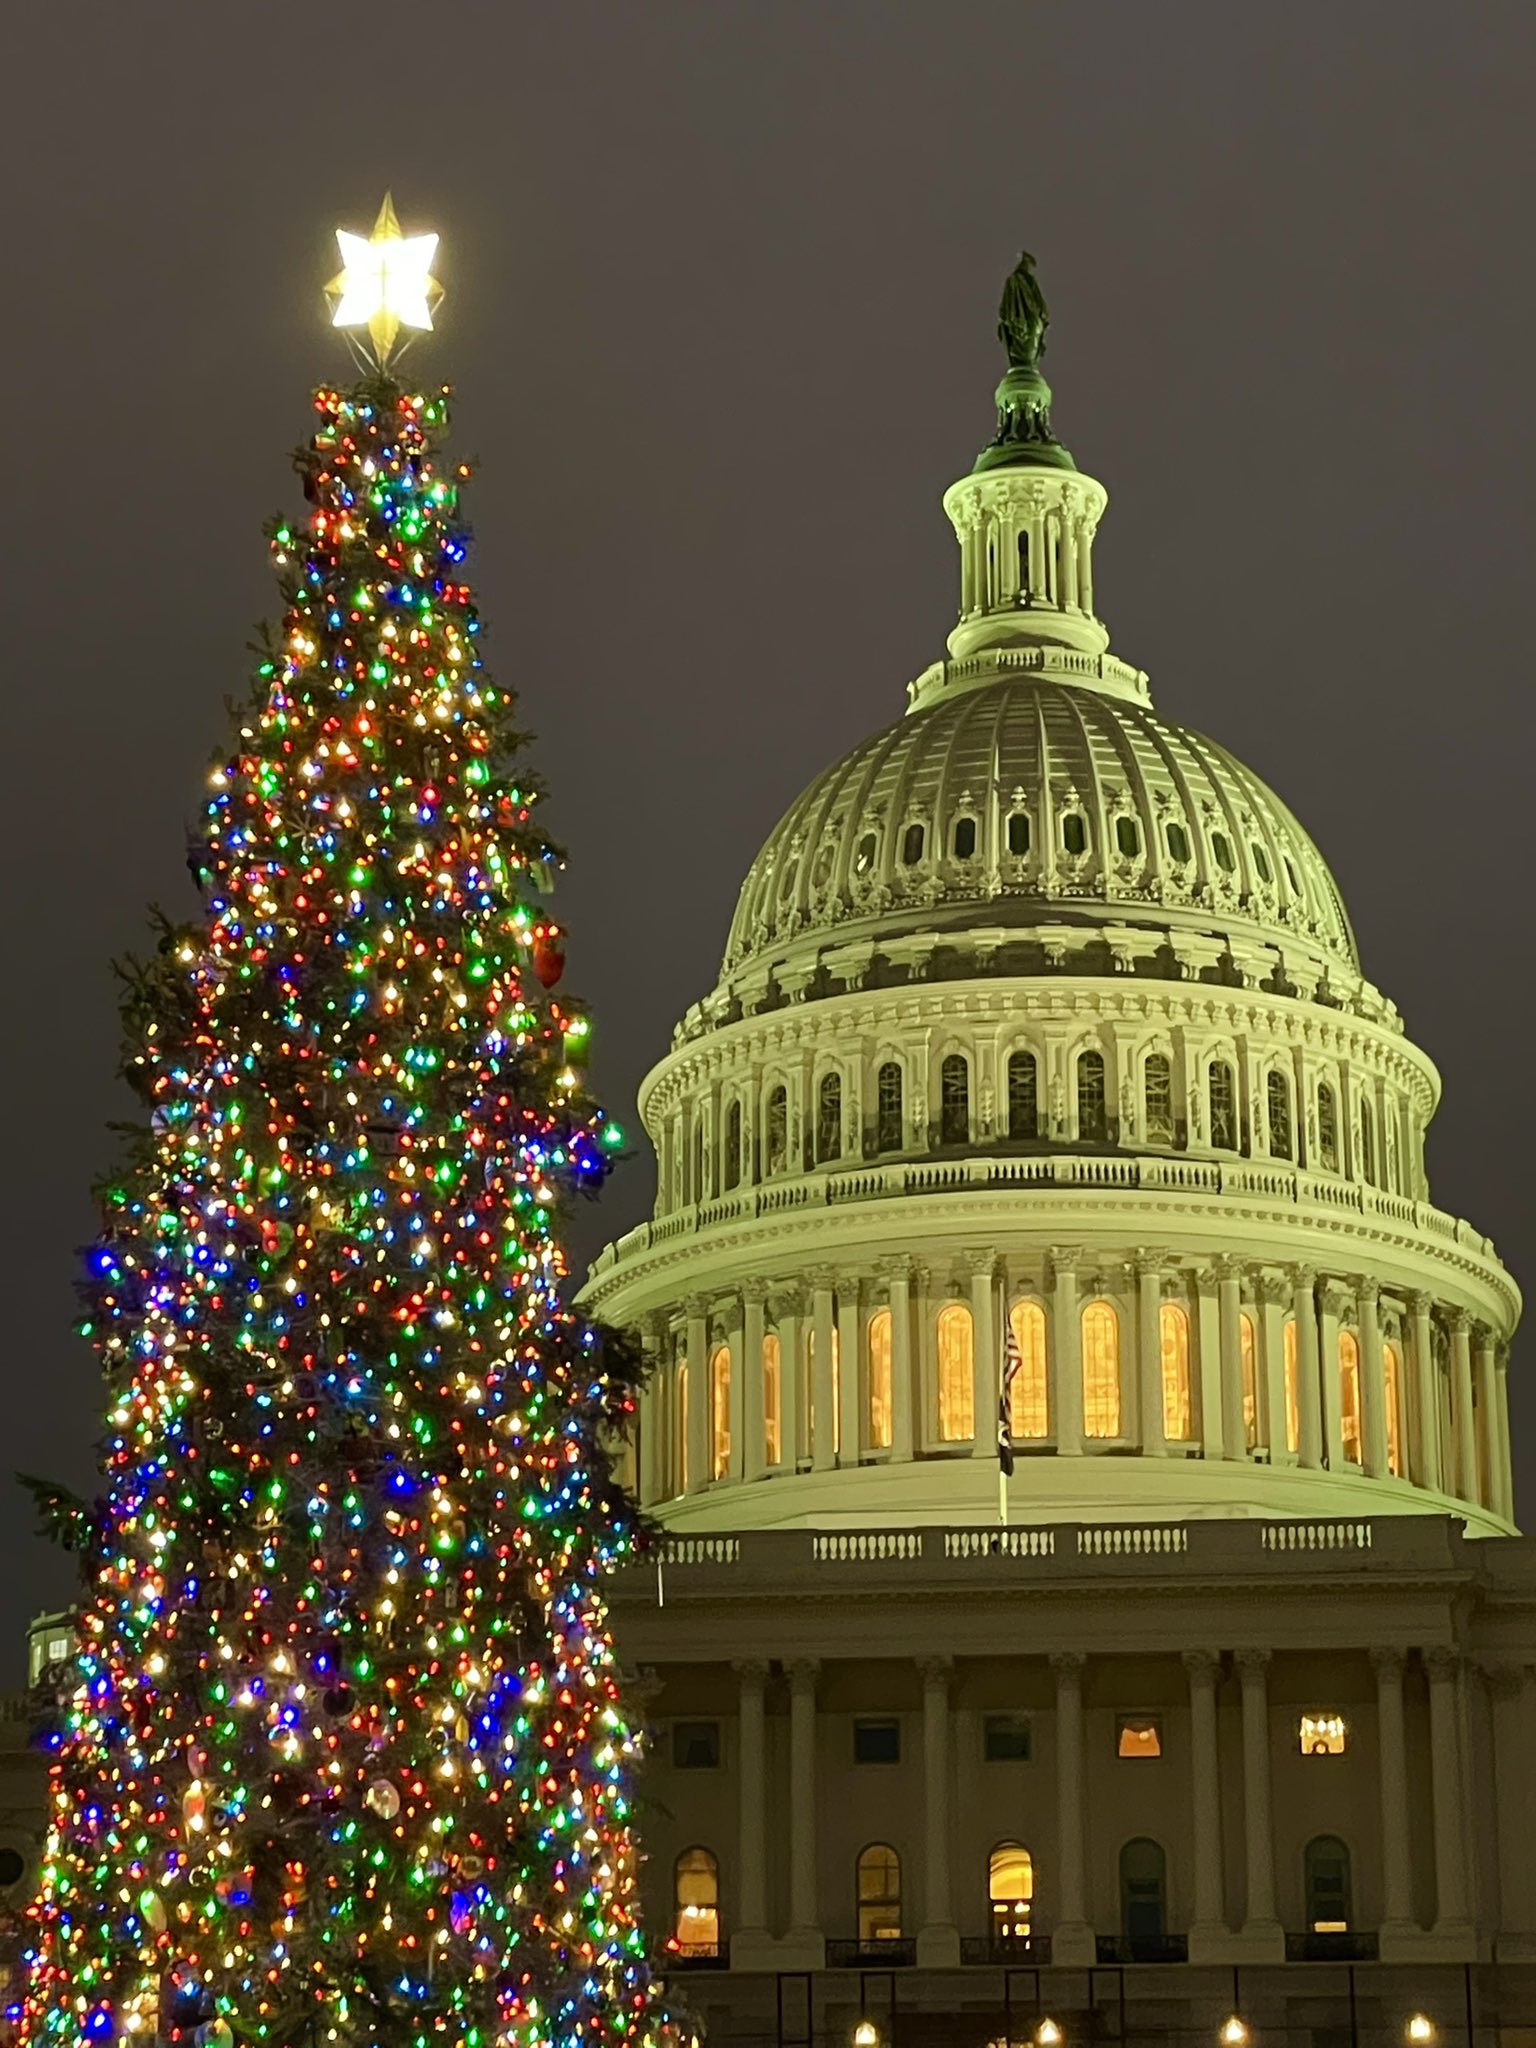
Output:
left=723, top=680, right=1357, bottom=976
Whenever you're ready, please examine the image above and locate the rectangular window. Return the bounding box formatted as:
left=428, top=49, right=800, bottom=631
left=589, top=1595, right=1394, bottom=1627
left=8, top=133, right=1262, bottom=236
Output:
left=1299, top=1712, right=1347, bottom=1756
left=1116, top=1714, right=1163, bottom=1759
left=853, top=1717, right=901, bottom=1765
left=671, top=1720, right=721, bottom=1770
left=983, top=1713, right=1032, bottom=1762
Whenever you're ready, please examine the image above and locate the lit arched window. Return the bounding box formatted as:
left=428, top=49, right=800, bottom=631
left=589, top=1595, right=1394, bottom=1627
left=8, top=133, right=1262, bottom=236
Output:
left=676, top=1357, right=689, bottom=1493
left=1077, top=1050, right=1107, bottom=1141
left=1267, top=1071, right=1292, bottom=1159
left=989, top=1841, right=1034, bottom=1939
left=1317, top=1083, right=1339, bottom=1172
left=762, top=1333, right=782, bottom=1466
left=1143, top=1053, right=1173, bottom=1144
left=876, top=1060, right=904, bottom=1153
left=1008, top=1052, right=1038, bottom=1140
left=1119, top=1837, right=1167, bottom=1944
left=937, top=1303, right=975, bottom=1442
left=765, top=1085, right=788, bottom=1176
left=1359, top=1097, right=1376, bottom=1185
left=724, top=1099, right=742, bottom=1191
left=1081, top=1300, right=1121, bottom=1439
left=1304, top=1835, right=1352, bottom=1933
left=867, top=1309, right=893, bottom=1451
left=816, top=1071, right=842, bottom=1164
left=1339, top=1330, right=1362, bottom=1466
left=940, top=1054, right=970, bottom=1145
left=856, top=1843, right=902, bottom=1943
left=1209, top=1061, right=1238, bottom=1150
left=709, top=1345, right=731, bottom=1481
left=1384, top=1341, right=1404, bottom=1477
left=1158, top=1302, right=1192, bottom=1441
left=1283, top=1316, right=1300, bottom=1454
left=1241, top=1311, right=1259, bottom=1449
left=1008, top=1300, right=1049, bottom=1439
left=672, top=1846, right=720, bottom=1957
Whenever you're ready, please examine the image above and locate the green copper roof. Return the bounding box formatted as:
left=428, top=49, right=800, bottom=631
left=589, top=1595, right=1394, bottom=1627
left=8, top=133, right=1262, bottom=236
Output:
left=974, top=249, right=1077, bottom=474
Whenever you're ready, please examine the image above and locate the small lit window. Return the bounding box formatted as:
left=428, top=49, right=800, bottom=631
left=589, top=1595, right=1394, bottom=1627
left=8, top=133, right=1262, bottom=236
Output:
left=953, top=815, right=978, bottom=860
left=1252, top=842, right=1272, bottom=884
left=983, top=1713, right=1032, bottom=1763
left=1117, top=1715, right=1163, bottom=1759
left=901, top=823, right=925, bottom=867
left=853, top=1717, right=901, bottom=1765
left=1211, top=830, right=1236, bottom=873
left=1007, top=811, right=1031, bottom=857
left=1166, top=820, right=1190, bottom=863
left=1115, top=815, right=1140, bottom=858
left=854, top=831, right=878, bottom=875
left=672, top=1721, right=721, bottom=1770
left=1062, top=812, right=1088, bottom=856
left=1299, top=1712, right=1347, bottom=1757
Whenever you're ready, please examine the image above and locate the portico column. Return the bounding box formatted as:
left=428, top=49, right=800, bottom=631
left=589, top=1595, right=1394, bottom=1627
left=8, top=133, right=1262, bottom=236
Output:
left=1050, top=1652, right=1094, bottom=1964
left=1291, top=1265, right=1324, bottom=1469
left=684, top=1296, right=710, bottom=1494
left=836, top=1280, right=861, bottom=1464
left=917, top=1658, right=960, bottom=1964
left=731, top=1660, right=771, bottom=1952
left=881, top=1257, right=916, bottom=1460
left=1494, top=1352, right=1514, bottom=1523
left=786, top=1658, right=823, bottom=1952
left=1317, top=1282, right=1347, bottom=1470
left=725, top=1295, right=746, bottom=1482
left=1370, top=1648, right=1416, bottom=1944
left=1236, top=1650, right=1281, bottom=1951
left=1258, top=1274, right=1289, bottom=1459
left=1184, top=1649, right=1227, bottom=1954
left=1474, top=1326, right=1499, bottom=1511
left=1359, top=1280, right=1389, bottom=1479
left=1408, top=1292, right=1441, bottom=1491
left=1048, top=1250, right=1084, bottom=1454
left=741, top=1282, right=768, bottom=1482
left=638, top=1313, right=666, bottom=1506
left=1426, top=1648, right=1473, bottom=1943
left=968, top=1251, right=999, bottom=1458
left=1136, top=1252, right=1167, bottom=1455
left=775, top=1286, right=804, bottom=1472
left=1218, top=1258, right=1247, bottom=1460
left=808, top=1267, right=837, bottom=1472
left=1193, top=1264, right=1223, bottom=1451
left=1449, top=1312, right=1477, bottom=1502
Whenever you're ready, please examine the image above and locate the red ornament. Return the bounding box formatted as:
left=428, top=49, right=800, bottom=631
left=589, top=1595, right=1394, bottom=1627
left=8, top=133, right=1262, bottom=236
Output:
left=531, top=928, right=565, bottom=989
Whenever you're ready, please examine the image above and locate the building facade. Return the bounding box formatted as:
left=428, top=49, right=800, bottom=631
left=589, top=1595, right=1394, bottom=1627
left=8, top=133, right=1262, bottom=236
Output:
left=581, top=255, right=1535, bottom=2048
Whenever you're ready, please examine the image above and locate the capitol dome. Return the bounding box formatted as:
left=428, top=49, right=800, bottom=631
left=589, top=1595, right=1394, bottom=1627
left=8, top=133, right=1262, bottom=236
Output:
left=585, top=253, right=1518, bottom=1538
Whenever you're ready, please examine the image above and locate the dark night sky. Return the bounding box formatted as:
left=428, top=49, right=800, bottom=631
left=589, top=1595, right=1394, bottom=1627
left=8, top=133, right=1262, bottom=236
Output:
left=3, top=1, right=1532, bottom=1679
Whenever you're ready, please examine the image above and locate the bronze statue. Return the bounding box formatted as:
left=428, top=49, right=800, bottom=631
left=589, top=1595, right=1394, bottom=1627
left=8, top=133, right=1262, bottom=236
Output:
left=974, top=247, right=1074, bottom=473
left=998, top=250, right=1049, bottom=369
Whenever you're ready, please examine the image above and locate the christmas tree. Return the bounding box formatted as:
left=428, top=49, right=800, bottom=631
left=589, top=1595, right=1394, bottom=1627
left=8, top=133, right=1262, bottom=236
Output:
left=21, top=201, right=659, bottom=2048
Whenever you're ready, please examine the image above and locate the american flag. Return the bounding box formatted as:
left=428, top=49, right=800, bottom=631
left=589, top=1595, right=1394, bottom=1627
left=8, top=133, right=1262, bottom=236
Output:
left=998, top=1320, right=1021, bottom=1477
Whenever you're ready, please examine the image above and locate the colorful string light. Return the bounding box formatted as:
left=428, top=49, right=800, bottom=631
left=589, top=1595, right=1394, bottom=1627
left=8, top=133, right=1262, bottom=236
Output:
left=19, top=376, right=660, bottom=2048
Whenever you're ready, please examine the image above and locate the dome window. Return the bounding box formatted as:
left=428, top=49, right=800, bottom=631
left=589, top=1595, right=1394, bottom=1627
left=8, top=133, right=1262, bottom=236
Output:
left=867, top=1309, right=893, bottom=1450
left=1006, top=810, right=1031, bottom=857
left=1208, top=1060, right=1238, bottom=1151
left=854, top=831, right=878, bottom=876
left=1252, top=842, right=1273, bottom=884
left=1159, top=1302, right=1192, bottom=1441
left=765, top=1085, right=788, bottom=1176
left=816, top=1071, right=842, bottom=1164
left=1076, top=1049, right=1107, bottom=1142
left=1115, top=816, right=1140, bottom=858
left=723, top=1099, right=742, bottom=1190
left=1165, top=820, right=1190, bottom=863
left=1007, top=1051, right=1038, bottom=1140
left=937, top=1302, right=976, bottom=1441
left=1062, top=812, right=1089, bottom=857
left=901, top=822, right=926, bottom=867
left=1284, top=856, right=1301, bottom=893
left=811, top=842, right=835, bottom=890
left=876, top=1061, right=904, bottom=1154
left=1212, top=830, right=1236, bottom=874
left=1358, top=1096, right=1377, bottom=1185
left=1081, top=1299, right=1122, bottom=1438
left=1339, top=1330, right=1363, bottom=1464
left=940, top=1053, right=970, bottom=1145
left=1143, top=1053, right=1173, bottom=1145
left=1266, top=1071, right=1293, bottom=1160
left=952, top=815, right=978, bottom=860
left=1317, top=1082, right=1340, bottom=1172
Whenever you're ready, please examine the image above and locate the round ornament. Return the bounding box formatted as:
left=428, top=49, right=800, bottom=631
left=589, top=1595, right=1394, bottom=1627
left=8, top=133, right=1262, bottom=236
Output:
left=323, top=1684, right=355, bottom=1718
left=365, top=1777, right=401, bottom=1820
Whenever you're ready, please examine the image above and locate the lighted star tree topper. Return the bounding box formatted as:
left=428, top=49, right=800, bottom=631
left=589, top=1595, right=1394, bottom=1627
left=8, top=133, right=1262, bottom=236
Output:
left=19, top=200, right=663, bottom=2048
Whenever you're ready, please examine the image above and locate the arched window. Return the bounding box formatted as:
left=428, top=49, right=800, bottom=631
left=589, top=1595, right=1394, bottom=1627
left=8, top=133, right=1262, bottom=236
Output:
left=901, top=823, right=925, bottom=867
left=1359, top=1096, right=1377, bottom=1185
left=673, top=1846, right=720, bottom=1957
left=1267, top=1071, right=1292, bottom=1159
left=953, top=815, right=978, bottom=860
left=765, top=1085, right=788, bottom=1176
left=1317, top=1082, right=1339, bottom=1172
left=876, top=1061, right=904, bottom=1154
left=1008, top=1052, right=1038, bottom=1140
left=816, top=1071, right=842, bottom=1164
left=1077, top=1050, right=1107, bottom=1142
left=1119, top=1838, right=1167, bottom=1945
left=709, top=1345, right=731, bottom=1481
left=940, top=1053, right=970, bottom=1145
left=937, top=1303, right=975, bottom=1442
left=1211, top=830, right=1236, bottom=874
left=856, top=1843, right=902, bottom=1943
left=1283, top=1316, right=1301, bottom=1455
left=1007, top=811, right=1031, bottom=857
left=1143, top=1053, right=1173, bottom=1145
left=1384, top=1340, right=1404, bottom=1477
left=867, top=1309, right=893, bottom=1451
left=1304, top=1836, right=1353, bottom=1933
left=1240, top=1311, right=1259, bottom=1449
left=854, top=831, right=878, bottom=876
left=1082, top=1300, right=1122, bottom=1439
left=1062, top=812, right=1088, bottom=856
left=1115, top=815, right=1141, bottom=858
left=1166, top=820, right=1191, bottom=863
left=989, top=1841, right=1034, bottom=1940
left=1008, top=1300, right=1049, bottom=1439
left=1209, top=1060, right=1238, bottom=1150
left=762, top=1333, right=782, bottom=1466
left=724, top=1099, right=742, bottom=1191
left=676, top=1357, right=689, bottom=1493
left=1339, top=1330, right=1362, bottom=1466
left=1158, top=1302, right=1192, bottom=1442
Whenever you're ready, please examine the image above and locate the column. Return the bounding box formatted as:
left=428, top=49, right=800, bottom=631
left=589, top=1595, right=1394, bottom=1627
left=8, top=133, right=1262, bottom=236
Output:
left=837, top=1280, right=862, bottom=1464
left=917, top=1658, right=960, bottom=1964
left=1317, top=1282, right=1347, bottom=1470
left=1050, top=1652, right=1094, bottom=1964
left=1359, top=1280, right=1389, bottom=1479
left=1486, top=1664, right=1536, bottom=1950
left=1194, top=1264, right=1224, bottom=1451
left=1136, top=1253, right=1166, bottom=1455
left=786, top=1658, right=822, bottom=1953
left=1184, top=1650, right=1226, bottom=1951
left=1449, top=1312, right=1477, bottom=1502
left=776, top=1286, right=804, bottom=1473
left=638, top=1313, right=666, bottom=1505
left=1292, top=1265, right=1324, bottom=1470
left=809, top=1268, right=836, bottom=1472
left=1409, top=1293, right=1441, bottom=1492
left=732, top=1660, right=771, bottom=1954
left=882, top=1257, right=916, bottom=1460
left=1474, top=1327, right=1499, bottom=1512
left=685, top=1296, right=710, bottom=1494
left=1258, top=1274, right=1289, bottom=1460
left=742, top=1282, right=768, bottom=1482
left=968, top=1251, right=998, bottom=1459
left=1426, top=1648, right=1472, bottom=1940
left=1218, top=1258, right=1247, bottom=1461
left=1233, top=1651, right=1280, bottom=1950
left=1369, top=1649, right=1416, bottom=1949
left=1049, top=1250, right=1083, bottom=1455
left=1494, top=1353, right=1514, bottom=1523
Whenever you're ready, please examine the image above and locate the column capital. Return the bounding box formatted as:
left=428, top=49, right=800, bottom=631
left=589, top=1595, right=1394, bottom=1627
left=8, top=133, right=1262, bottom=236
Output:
left=1368, top=1645, right=1407, bottom=1679
left=1050, top=1650, right=1087, bottom=1678
left=1354, top=1276, right=1381, bottom=1311
left=1319, top=1279, right=1353, bottom=1318
left=683, top=1293, right=711, bottom=1321
left=964, top=1247, right=998, bottom=1278
left=1216, top=1255, right=1246, bottom=1286
left=1235, top=1647, right=1271, bottom=1677
left=1046, top=1247, right=1085, bottom=1282
left=786, top=1656, right=821, bottom=1693
left=1289, top=1262, right=1317, bottom=1291
left=1182, top=1648, right=1221, bottom=1682
left=805, top=1264, right=836, bottom=1294
left=1447, top=1306, right=1470, bottom=1335
left=741, top=1277, right=771, bottom=1306
left=731, top=1657, right=771, bottom=1684
left=917, top=1655, right=954, bottom=1689
left=1132, top=1247, right=1170, bottom=1281
left=874, top=1252, right=914, bottom=1284
left=1425, top=1645, right=1461, bottom=1683
left=639, top=1310, right=668, bottom=1346
left=1406, top=1288, right=1434, bottom=1316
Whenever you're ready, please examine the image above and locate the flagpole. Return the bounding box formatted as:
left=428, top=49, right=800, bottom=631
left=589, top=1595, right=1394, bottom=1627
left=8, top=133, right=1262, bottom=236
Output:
left=998, top=1461, right=1008, bottom=1527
